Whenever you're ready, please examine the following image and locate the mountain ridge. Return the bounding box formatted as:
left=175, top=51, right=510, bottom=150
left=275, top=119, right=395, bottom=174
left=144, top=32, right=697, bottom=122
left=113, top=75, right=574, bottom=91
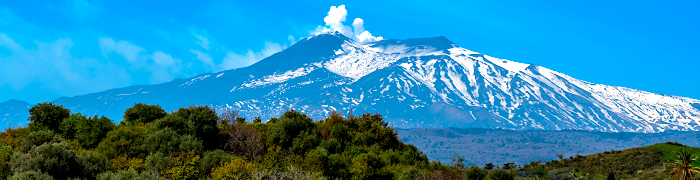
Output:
left=2, top=32, right=699, bottom=132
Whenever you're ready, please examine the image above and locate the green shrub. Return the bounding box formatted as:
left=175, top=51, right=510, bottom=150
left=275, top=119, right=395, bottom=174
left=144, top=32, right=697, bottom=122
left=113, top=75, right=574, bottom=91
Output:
left=11, top=142, right=81, bottom=179
left=76, top=116, right=115, bottom=148
left=199, top=150, right=231, bottom=176
left=28, top=102, right=71, bottom=132
left=267, top=110, right=316, bottom=149
left=96, top=169, right=152, bottom=180
left=79, top=151, right=111, bottom=178
left=169, top=105, right=219, bottom=150
left=0, top=143, right=14, bottom=178
left=464, top=165, right=486, bottom=180
left=96, top=124, right=148, bottom=159
left=18, top=131, right=61, bottom=153
left=8, top=170, right=54, bottom=180
left=485, top=169, right=515, bottom=180
left=122, top=103, right=167, bottom=125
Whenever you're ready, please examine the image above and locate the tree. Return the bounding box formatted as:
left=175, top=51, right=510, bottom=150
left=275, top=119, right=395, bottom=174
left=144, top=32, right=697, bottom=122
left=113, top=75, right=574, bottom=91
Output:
left=122, top=103, right=167, bottom=124
left=556, top=154, right=564, bottom=161
left=18, top=131, right=62, bottom=153
left=161, top=151, right=201, bottom=180
left=267, top=110, right=316, bottom=149
left=76, top=115, right=115, bottom=148
left=28, top=102, right=71, bottom=132
left=170, top=105, right=219, bottom=150
left=8, top=170, right=54, bottom=180
left=11, top=142, right=81, bottom=179
left=96, top=125, right=148, bottom=159
left=485, top=163, right=495, bottom=170
left=210, top=157, right=254, bottom=180
left=669, top=149, right=700, bottom=180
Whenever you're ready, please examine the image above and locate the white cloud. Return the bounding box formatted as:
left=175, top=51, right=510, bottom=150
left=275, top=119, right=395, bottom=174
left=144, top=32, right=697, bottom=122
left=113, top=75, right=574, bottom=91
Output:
left=312, top=5, right=383, bottom=44
left=99, top=37, right=184, bottom=84
left=0, top=33, right=131, bottom=97
left=194, top=34, right=210, bottom=50
left=190, top=49, right=214, bottom=71
left=219, top=42, right=285, bottom=71
left=98, top=37, right=144, bottom=63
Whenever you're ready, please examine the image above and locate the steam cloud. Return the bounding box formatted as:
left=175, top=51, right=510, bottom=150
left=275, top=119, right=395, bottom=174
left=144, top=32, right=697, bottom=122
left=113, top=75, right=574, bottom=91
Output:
left=314, top=5, right=383, bottom=44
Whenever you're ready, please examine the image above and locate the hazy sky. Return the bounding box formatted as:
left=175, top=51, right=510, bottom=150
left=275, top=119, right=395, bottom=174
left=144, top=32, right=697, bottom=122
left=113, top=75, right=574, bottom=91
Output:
left=1, top=0, right=698, bottom=104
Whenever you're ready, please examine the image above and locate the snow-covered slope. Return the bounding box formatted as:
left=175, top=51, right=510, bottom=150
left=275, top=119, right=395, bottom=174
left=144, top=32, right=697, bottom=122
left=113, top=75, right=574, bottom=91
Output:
left=7, top=32, right=700, bottom=132
left=0, top=99, right=31, bottom=129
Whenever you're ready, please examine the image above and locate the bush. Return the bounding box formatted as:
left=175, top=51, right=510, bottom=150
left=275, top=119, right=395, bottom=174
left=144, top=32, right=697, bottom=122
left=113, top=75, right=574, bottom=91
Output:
left=11, top=142, right=81, bottom=179
left=267, top=110, right=316, bottom=149
left=96, top=124, right=148, bottom=159
left=151, top=115, right=194, bottom=136
left=485, top=169, right=516, bottom=180
left=28, top=102, right=71, bottom=132
left=170, top=105, right=219, bottom=150
left=58, top=113, right=85, bottom=139
left=398, top=166, right=421, bottom=180
left=464, top=165, right=486, bottom=180
left=8, top=170, right=54, bottom=180
left=18, top=131, right=61, bottom=153
left=143, top=128, right=203, bottom=155
left=199, top=150, right=231, bottom=176
left=76, top=116, right=115, bottom=148
left=145, top=152, right=170, bottom=179
left=96, top=169, right=153, bottom=180
left=161, top=151, right=201, bottom=180
left=123, top=103, right=167, bottom=125
left=79, top=151, right=111, bottom=178
left=210, top=157, right=254, bottom=179
left=0, top=143, right=14, bottom=178
left=110, top=155, right=146, bottom=171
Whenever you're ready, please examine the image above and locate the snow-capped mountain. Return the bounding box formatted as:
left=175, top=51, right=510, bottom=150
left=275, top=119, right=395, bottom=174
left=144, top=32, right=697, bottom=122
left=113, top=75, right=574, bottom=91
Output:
left=5, top=32, right=700, bottom=132
left=1, top=99, right=31, bottom=129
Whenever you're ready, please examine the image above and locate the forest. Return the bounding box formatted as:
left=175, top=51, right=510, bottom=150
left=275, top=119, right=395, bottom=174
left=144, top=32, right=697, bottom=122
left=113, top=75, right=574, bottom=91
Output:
left=0, top=102, right=698, bottom=180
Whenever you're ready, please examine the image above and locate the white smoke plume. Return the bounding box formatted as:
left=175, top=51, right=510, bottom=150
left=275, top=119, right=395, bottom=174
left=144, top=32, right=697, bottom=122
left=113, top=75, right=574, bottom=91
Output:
left=313, top=5, right=383, bottom=44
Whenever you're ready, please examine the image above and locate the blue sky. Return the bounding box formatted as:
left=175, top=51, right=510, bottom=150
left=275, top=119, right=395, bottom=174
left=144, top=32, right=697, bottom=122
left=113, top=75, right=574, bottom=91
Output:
left=1, top=0, right=698, bottom=104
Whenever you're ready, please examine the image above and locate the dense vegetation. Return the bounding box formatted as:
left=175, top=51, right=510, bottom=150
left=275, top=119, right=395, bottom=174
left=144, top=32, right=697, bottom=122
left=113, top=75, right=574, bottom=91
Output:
left=0, top=102, right=698, bottom=180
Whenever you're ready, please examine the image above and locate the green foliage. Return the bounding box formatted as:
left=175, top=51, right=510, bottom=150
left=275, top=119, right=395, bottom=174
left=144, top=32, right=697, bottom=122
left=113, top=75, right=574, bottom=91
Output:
left=122, top=103, right=166, bottom=125
left=397, top=166, right=422, bottom=180
left=267, top=110, right=316, bottom=149
left=669, top=149, right=700, bottom=180
left=18, top=130, right=62, bottom=153
left=647, top=142, right=700, bottom=167
left=11, top=142, right=81, bottom=179
left=210, top=157, right=254, bottom=180
left=59, top=113, right=84, bottom=139
left=28, top=102, right=71, bottom=132
left=169, top=105, right=219, bottom=150
left=76, top=116, right=115, bottom=148
left=0, top=143, right=14, bottom=179
left=199, top=149, right=231, bottom=176
left=465, top=165, right=487, bottom=180
left=151, top=115, right=194, bottom=135
left=161, top=151, right=201, bottom=180
left=96, top=124, right=148, bottom=159
left=8, top=170, right=54, bottom=180
left=110, top=155, right=145, bottom=171
left=143, top=128, right=203, bottom=155
left=96, top=169, right=152, bottom=180
left=78, top=151, right=111, bottom=178
left=145, top=152, right=170, bottom=178
left=485, top=169, right=516, bottom=180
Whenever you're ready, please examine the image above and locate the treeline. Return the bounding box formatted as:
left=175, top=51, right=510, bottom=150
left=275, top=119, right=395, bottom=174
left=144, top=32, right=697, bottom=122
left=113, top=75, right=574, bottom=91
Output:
left=0, top=102, right=527, bottom=180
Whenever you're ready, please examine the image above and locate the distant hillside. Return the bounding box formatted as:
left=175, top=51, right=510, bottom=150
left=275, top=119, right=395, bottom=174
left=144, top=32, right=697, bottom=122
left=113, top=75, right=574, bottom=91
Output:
left=521, top=142, right=700, bottom=179
left=0, top=99, right=31, bottom=129
left=397, top=128, right=700, bottom=166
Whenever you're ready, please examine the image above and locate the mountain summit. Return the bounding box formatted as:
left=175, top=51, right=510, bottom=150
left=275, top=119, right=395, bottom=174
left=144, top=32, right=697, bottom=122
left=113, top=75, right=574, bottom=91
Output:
left=6, top=32, right=700, bottom=132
